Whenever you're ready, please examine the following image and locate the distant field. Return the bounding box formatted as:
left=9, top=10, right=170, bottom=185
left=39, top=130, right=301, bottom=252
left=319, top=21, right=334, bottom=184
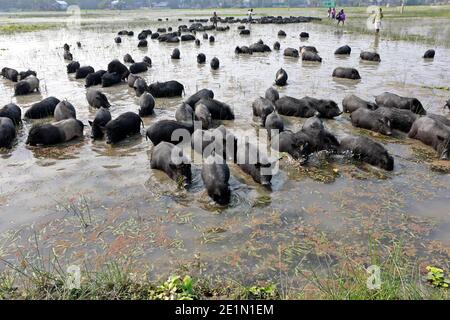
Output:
left=1, top=5, right=449, bottom=19
left=0, top=23, right=57, bottom=33
left=0, top=5, right=449, bottom=45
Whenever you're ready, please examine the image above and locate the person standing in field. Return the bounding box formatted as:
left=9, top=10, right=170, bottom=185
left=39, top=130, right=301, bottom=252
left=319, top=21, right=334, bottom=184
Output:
left=373, top=8, right=384, bottom=34
left=337, top=9, right=346, bottom=26
left=247, top=8, right=254, bottom=23
left=327, top=7, right=332, bottom=19
left=331, top=8, right=336, bottom=19
left=212, top=11, right=218, bottom=27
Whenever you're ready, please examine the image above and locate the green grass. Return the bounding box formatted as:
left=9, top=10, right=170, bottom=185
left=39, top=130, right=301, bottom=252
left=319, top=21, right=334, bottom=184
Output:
left=313, top=17, right=440, bottom=45
left=298, top=243, right=449, bottom=300
left=0, top=241, right=447, bottom=300
left=0, top=23, right=58, bottom=34
left=338, top=5, right=450, bottom=19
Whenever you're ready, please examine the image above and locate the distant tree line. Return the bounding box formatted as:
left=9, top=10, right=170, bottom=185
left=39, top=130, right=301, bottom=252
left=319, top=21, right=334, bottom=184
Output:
left=0, top=0, right=442, bottom=11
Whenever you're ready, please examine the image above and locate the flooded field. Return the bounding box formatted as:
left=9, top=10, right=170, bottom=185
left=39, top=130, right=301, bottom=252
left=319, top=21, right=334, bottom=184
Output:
left=0, top=9, right=449, bottom=286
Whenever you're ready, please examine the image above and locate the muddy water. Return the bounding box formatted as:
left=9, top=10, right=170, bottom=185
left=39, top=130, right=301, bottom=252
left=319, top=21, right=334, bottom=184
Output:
left=0, top=11, right=449, bottom=281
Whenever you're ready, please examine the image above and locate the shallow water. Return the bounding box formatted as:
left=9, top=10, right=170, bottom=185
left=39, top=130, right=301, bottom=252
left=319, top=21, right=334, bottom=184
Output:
left=0, top=10, right=449, bottom=281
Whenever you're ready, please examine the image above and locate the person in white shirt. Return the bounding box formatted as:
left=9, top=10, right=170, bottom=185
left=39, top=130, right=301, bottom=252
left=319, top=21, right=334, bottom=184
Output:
left=373, top=7, right=384, bottom=34
left=247, top=8, right=254, bottom=23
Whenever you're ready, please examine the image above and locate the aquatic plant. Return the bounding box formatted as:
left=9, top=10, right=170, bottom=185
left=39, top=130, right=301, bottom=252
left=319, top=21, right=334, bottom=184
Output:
left=425, top=266, right=450, bottom=289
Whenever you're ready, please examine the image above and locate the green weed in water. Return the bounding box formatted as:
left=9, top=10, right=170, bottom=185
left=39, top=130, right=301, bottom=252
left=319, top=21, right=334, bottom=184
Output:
left=425, top=266, right=450, bottom=289
left=247, top=284, right=278, bottom=299
left=153, top=275, right=195, bottom=300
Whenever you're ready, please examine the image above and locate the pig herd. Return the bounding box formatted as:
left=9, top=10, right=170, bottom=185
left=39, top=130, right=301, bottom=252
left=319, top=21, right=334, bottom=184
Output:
left=1, top=16, right=449, bottom=206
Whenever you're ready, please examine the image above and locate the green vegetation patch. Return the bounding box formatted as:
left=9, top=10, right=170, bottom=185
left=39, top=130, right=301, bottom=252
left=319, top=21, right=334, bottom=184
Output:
left=0, top=23, right=58, bottom=34
left=0, top=242, right=448, bottom=300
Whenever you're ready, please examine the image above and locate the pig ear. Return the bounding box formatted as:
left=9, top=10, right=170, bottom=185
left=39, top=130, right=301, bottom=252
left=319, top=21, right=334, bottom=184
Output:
left=88, top=120, right=93, bottom=127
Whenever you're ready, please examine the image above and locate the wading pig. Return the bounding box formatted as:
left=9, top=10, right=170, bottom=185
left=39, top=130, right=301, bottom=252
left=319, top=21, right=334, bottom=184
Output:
left=210, top=57, right=219, bottom=70
left=332, top=67, right=361, bottom=80
left=408, top=116, right=450, bottom=160
left=148, top=81, right=184, bottom=98
left=54, top=100, right=76, bottom=121
left=89, top=107, right=111, bottom=140
left=24, top=97, right=60, bottom=119
left=194, top=102, right=212, bottom=129
left=342, top=95, right=378, bottom=113
left=19, top=70, right=37, bottom=80
left=195, top=99, right=234, bottom=120
left=134, top=78, right=149, bottom=97
left=197, top=53, right=206, bottom=64
left=0, top=104, right=21, bottom=125
left=236, top=141, right=273, bottom=185
left=0, top=117, right=16, bottom=148
left=129, top=62, right=148, bottom=74
left=107, top=59, right=130, bottom=80
left=26, top=118, right=84, bottom=146
left=175, top=102, right=194, bottom=125
left=265, top=111, right=284, bottom=138
left=350, top=107, right=392, bottom=135
left=275, top=96, right=317, bottom=118
left=271, top=130, right=311, bottom=163
left=1, top=67, right=19, bottom=82
left=334, top=45, right=351, bottom=55
left=150, top=142, right=192, bottom=185
left=14, top=76, right=39, bottom=95
left=300, top=116, right=340, bottom=152
left=275, top=68, right=288, bottom=86
left=85, top=70, right=106, bottom=87
left=185, top=89, right=214, bottom=107
left=374, top=107, right=418, bottom=133
left=138, top=92, right=155, bottom=117
left=339, top=135, right=394, bottom=170
left=360, top=51, right=381, bottom=62
left=375, top=92, right=426, bottom=115
left=86, top=89, right=111, bottom=109
left=105, top=112, right=143, bottom=144
left=191, top=126, right=237, bottom=162
left=66, top=61, right=80, bottom=74
left=102, top=72, right=122, bottom=87
left=252, top=97, right=275, bottom=126
left=146, top=120, right=194, bottom=145
left=75, top=66, right=95, bottom=79
left=202, top=154, right=231, bottom=205
left=265, top=87, right=279, bottom=104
